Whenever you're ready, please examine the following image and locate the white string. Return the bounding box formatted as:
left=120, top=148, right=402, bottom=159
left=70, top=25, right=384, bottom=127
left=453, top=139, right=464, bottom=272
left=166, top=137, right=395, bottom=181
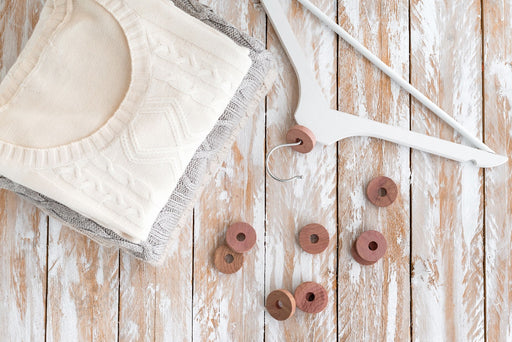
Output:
left=266, top=141, right=304, bottom=182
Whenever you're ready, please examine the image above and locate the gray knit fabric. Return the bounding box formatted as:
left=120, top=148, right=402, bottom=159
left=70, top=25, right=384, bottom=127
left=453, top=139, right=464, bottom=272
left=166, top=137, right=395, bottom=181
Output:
left=0, top=0, right=274, bottom=264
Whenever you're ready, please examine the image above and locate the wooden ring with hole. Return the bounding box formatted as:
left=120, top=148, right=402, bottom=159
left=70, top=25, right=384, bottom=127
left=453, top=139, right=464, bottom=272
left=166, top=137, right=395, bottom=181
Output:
left=286, top=125, right=316, bottom=153
left=214, top=245, right=244, bottom=274
left=225, top=222, right=257, bottom=253
left=298, top=223, right=329, bottom=254
left=366, top=176, right=398, bottom=207
left=266, top=289, right=296, bottom=321
left=351, top=230, right=387, bottom=265
left=294, top=282, right=328, bottom=314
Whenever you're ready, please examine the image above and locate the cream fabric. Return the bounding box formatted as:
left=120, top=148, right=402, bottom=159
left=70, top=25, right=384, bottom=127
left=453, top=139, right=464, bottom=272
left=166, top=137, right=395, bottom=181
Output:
left=0, top=0, right=252, bottom=241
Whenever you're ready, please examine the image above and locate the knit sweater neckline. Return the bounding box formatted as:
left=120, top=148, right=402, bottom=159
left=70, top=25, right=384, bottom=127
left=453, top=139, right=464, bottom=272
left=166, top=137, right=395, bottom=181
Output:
left=0, top=0, right=150, bottom=169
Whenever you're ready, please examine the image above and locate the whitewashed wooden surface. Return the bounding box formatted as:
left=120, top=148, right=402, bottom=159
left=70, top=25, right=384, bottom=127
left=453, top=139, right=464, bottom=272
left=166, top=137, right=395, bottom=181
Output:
left=0, top=0, right=511, bottom=341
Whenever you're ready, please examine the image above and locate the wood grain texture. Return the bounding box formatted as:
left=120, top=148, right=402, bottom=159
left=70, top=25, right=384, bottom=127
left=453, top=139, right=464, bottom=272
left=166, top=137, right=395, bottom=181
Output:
left=337, top=0, right=411, bottom=340
left=191, top=1, right=267, bottom=341
left=0, top=193, right=47, bottom=342
left=410, top=1, right=485, bottom=341
left=119, top=218, right=193, bottom=342
left=0, top=1, right=47, bottom=341
left=46, top=219, right=119, bottom=342
left=265, top=0, right=338, bottom=340
left=0, top=0, right=43, bottom=75
left=483, top=0, right=512, bottom=340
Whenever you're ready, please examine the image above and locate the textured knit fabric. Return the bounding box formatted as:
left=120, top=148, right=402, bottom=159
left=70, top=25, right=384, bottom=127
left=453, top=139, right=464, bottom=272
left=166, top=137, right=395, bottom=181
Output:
left=0, top=0, right=253, bottom=242
left=0, top=0, right=275, bottom=264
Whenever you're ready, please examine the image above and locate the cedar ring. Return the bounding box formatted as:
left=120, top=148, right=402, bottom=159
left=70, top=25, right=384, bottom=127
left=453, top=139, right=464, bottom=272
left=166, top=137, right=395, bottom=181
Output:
left=294, top=282, right=328, bottom=314
left=298, top=224, right=329, bottom=254
left=286, top=125, right=316, bottom=153
left=266, top=289, right=296, bottom=321
left=352, top=230, right=387, bottom=265
left=214, top=245, right=244, bottom=274
left=366, top=176, right=398, bottom=207
left=226, top=222, right=257, bottom=253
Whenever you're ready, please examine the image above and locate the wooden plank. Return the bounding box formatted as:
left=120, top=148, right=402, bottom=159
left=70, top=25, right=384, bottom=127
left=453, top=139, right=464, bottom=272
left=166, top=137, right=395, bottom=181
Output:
left=264, top=0, right=337, bottom=340
left=0, top=0, right=43, bottom=74
left=410, top=1, right=485, bottom=340
left=483, top=0, right=512, bottom=340
left=191, top=1, right=267, bottom=341
left=189, top=0, right=265, bottom=341
left=0, top=192, right=48, bottom=341
left=45, top=220, right=119, bottom=341
left=118, top=219, right=193, bottom=342
left=336, top=0, right=411, bottom=340
left=0, top=1, right=48, bottom=341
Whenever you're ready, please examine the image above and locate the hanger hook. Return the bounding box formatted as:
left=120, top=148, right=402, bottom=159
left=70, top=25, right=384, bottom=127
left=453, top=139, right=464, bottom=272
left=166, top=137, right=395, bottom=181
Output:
left=266, top=140, right=304, bottom=183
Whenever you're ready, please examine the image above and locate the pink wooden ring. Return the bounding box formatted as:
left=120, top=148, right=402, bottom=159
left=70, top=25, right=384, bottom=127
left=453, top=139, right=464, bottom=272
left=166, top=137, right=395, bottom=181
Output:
left=286, top=125, right=316, bottom=153
left=298, top=224, right=329, bottom=254
left=266, top=289, right=296, bottom=321
left=226, top=222, right=257, bottom=253
left=366, top=176, right=398, bottom=207
left=214, top=245, right=244, bottom=274
left=294, top=282, right=328, bottom=314
left=352, top=230, right=387, bottom=265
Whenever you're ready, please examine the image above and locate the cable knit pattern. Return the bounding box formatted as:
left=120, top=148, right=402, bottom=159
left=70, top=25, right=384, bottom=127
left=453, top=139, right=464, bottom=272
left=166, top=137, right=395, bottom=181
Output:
left=0, top=0, right=275, bottom=263
left=53, top=154, right=151, bottom=225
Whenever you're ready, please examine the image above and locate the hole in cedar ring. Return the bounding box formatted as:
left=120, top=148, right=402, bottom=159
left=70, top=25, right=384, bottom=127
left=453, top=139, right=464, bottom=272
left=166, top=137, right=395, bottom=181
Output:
left=225, top=254, right=234, bottom=264
left=368, top=241, right=378, bottom=251
left=306, top=292, right=315, bottom=302
left=378, top=187, right=387, bottom=197
left=236, top=233, right=246, bottom=241
left=276, top=300, right=283, bottom=309
left=296, top=138, right=304, bottom=145
left=310, top=234, right=319, bottom=244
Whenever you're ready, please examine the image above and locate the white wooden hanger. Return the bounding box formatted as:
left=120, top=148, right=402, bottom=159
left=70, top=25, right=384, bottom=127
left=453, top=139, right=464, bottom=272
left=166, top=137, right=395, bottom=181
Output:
left=260, top=0, right=508, bottom=182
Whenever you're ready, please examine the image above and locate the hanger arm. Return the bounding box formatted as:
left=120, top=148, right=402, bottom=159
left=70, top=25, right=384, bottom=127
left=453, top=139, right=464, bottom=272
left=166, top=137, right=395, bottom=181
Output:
left=294, top=0, right=495, bottom=154
left=300, top=109, right=508, bottom=168
left=259, top=0, right=327, bottom=109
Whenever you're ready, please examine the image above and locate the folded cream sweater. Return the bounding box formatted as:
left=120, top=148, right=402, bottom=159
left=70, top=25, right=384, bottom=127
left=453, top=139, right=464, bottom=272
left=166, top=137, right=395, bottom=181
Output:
left=0, top=0, right=252, bottom=241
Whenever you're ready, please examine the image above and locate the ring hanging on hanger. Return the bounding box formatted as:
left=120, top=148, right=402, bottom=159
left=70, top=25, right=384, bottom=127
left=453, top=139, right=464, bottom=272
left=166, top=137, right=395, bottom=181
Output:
left=266, top=125, right=316, bottom=183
